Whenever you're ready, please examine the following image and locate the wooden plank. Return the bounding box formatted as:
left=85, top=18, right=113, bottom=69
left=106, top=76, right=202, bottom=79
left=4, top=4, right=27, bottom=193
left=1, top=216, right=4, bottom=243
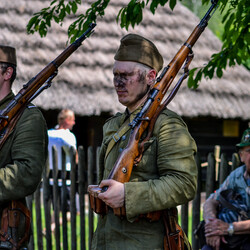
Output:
left=219, top=153, right=229, bottom=185
left=87, top=146, right=94, bottom=250
left=61, top=146, right=69, bottom=250
left=231, top=152, right=240, bottom=171
left=78, top=146, right=86, bottom=250
left=70, top=147, right=77, bottom=250
left=192, top=153, right=202, bottom=250
left=43, top=160, right=52, bottom=250
left=52, top=146, right=60, bottom=250
left=206, top=152, right=216, bottom=198
left=34, top=185, right=43, bottom=250
left=181, top=203, right=188, bottom=236
left=26, top=195, right=34, bottom=250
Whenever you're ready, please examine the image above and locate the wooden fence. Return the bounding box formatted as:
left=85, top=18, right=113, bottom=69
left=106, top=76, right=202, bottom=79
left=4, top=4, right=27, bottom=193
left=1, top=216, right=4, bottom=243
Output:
left=26, top=145, right=241, bottom=250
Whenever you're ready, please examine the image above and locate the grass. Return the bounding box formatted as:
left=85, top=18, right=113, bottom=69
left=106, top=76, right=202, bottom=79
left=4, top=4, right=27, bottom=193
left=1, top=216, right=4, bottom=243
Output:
left=31, top=203, right=98, bottom=250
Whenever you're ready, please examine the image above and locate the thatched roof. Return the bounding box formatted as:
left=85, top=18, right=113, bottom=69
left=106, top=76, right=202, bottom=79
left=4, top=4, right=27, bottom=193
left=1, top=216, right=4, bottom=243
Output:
left=0, top=0, right=249, bottom=120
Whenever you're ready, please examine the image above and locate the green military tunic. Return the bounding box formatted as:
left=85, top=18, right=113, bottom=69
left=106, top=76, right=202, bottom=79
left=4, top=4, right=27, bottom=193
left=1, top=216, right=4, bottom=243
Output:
left=92, top=107, right=197, bottom=250
left=0, top=92, right=48, bottom=234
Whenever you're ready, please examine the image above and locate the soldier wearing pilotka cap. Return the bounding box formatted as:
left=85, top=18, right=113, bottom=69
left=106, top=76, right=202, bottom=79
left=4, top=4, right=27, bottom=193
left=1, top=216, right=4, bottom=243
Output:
left=0, top=45, right=48, bottom=249
left=90, top=34, right=197, bottom=249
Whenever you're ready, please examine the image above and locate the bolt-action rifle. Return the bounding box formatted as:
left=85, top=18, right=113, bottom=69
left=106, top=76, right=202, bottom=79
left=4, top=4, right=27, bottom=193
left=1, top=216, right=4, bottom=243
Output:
left=88, top=0, right=218, bottom=221
left=0, top=23, right=96, bottom=149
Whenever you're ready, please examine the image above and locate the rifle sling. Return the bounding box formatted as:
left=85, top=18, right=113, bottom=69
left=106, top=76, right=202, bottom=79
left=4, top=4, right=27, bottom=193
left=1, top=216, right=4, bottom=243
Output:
left=219, top=193, right=249, bottom=220
left=104, top=118, right=131, bottom=161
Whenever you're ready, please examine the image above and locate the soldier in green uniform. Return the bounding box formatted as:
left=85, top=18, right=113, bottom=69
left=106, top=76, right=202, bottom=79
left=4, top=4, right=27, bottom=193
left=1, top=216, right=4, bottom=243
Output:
left=90, top=34, right=197, bottom=249
left=0, top=45, right=48, bottom=249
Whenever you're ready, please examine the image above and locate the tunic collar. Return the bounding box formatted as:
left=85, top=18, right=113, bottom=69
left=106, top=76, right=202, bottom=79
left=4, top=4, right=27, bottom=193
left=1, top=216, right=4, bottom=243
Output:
left=123, top=106, right=143, bottom=124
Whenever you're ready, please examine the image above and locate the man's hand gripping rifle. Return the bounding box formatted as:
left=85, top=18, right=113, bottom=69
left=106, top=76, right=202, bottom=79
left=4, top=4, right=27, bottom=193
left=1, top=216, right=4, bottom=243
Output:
left=0, top=23, right=96, bottom=149
left=88, top=1, right=219, bottom=219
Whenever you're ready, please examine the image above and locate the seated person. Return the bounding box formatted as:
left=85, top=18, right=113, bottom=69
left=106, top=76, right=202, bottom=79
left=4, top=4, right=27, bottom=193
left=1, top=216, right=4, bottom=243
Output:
left=202, top=128, right=250, bottom=250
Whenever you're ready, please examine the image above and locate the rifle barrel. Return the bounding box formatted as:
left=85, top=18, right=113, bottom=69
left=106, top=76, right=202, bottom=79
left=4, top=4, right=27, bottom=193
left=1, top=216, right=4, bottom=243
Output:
left=0, top=23, right=96, bottom=132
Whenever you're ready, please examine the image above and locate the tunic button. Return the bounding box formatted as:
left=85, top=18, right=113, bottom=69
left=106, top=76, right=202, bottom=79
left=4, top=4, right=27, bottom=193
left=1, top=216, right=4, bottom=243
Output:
left=121, top=135, right=126, bottom=141
left=119, top=148, right=123, bottom=153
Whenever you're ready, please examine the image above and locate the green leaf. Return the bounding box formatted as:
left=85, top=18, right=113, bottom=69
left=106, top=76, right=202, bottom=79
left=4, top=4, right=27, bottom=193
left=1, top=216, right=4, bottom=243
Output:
left=116, top=7, right=124, bottom=23
left=224, top=13, right=234, bottom=35
left=195, top=70, right=202, bottom=82
left=150, top=1, right=157, bottom=14
left=169, top=0, right=176, bottom=10
left=59, top=8, right=66, bottom=20
left=65, top=4, right=71, bottom=14
left=216, top=67, right=223, bottom=78
left=136, top=7, right=143, bottom=24
left=222, top=10, right=230, bottom=24
left=27, top=16, right=39, bottom=32
left=187, top=68, right=197, bottom=88
left=133, top=3, right=141, bottom=16
left=72, top=1, right=78, bottom=14
left=51, top=0, right=58, bottom=6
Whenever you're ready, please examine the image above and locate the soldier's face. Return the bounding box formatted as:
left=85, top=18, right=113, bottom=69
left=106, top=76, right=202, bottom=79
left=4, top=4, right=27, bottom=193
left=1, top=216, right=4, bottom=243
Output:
left=239, top=146, right=250, bottom=174
left=113, top=61, right=150, bottom=112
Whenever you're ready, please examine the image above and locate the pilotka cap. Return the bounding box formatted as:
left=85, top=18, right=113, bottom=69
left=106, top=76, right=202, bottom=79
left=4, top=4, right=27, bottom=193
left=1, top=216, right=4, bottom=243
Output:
left=0, top=45, right=17, bottom=66
left=236, top=128, right=250, bottom=149
left=114, top=34, right=163, bottom=72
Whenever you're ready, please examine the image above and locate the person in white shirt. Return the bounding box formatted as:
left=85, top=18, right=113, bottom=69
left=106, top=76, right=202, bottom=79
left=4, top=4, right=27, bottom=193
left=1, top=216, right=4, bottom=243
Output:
left=47, top=109, right=78, bottom=232
left=48, top=109, right=77, bottom=172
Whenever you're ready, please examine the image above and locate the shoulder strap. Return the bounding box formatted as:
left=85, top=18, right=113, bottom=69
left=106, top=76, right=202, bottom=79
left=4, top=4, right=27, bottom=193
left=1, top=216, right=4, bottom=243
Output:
left=104, top=118, right=131, bottom=161
left=219, top=192, right=249, bottom=220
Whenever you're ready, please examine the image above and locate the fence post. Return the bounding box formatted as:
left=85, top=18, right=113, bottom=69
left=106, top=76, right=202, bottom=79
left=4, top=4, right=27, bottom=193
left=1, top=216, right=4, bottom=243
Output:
left=88, top=146, right=94, bottom=250
left=219, top=153, right=229, bottom=185
left=26, top=195, right=34, bottom=250
left=52, top=146, right=60, bottom=250
left=43, top=160, right=52, bottom=250
left=214, top=145, right=221, bottom=181
left=34, top=185, right=43, bottom=250
left=181, top=204, right=188, bottom=237
left=78, top=146, right=86, bottom=250
left=61, top=146, right=68, bottom=250
left=206, top=152, right=216, bottom=198
left=192, top=153, right=202, bottom=250
left=231, top=153, right=240, bottom=171
left=95, top=147, right=101, bottom=228
left=70, top=147, right=77, bottom=250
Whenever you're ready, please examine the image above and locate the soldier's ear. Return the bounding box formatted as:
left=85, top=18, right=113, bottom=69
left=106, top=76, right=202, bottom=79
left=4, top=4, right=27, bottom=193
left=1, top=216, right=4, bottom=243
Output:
left=4, top=67, right=13, bottom=81
left=146, top=69, right=156, bottom=87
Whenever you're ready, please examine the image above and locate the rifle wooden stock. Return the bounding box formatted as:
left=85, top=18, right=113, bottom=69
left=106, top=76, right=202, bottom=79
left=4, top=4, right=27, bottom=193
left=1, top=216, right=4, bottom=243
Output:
left=88, top=1, right=219, bottom=218
left=0, top=23, right=96, bottom=147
